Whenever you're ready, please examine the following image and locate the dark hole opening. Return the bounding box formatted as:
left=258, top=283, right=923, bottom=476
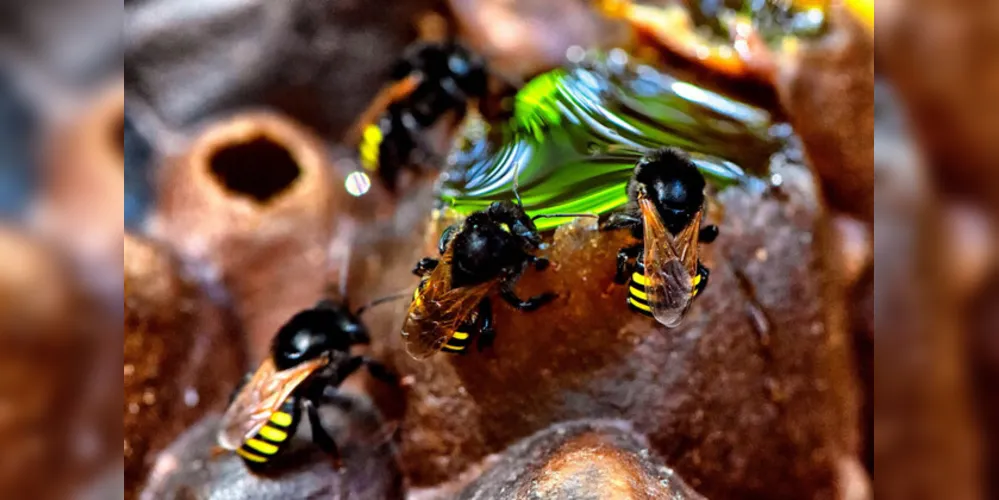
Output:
left=208, top=136, right=301, bottom=204
left=111, top=113, right=124, bottom=167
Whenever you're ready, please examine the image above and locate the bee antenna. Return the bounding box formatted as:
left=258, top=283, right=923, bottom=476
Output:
left=531, top=213, right=600, bottom=221
left=353, top=291, right=410, bottom=317
left=512, top=161, right=525, bottom=208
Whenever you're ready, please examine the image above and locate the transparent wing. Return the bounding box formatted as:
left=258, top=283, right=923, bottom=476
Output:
left=216, top=357, right=325, bottom=450
left=639, top=196, right=701, bottom=328
left=401, top=247, right=494, bottom=360
left=345, top=75, right=422, bottom=145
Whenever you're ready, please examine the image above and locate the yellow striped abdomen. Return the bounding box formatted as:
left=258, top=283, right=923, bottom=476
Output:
left=236, top=398, right=298, bottom=468
left=359, top=124, right=383, bottom=172
left=441, top=330, right=472, bottom=353
left=627, top=261, right=703, bottom=318
left=627, top=269, right=653, bottom=318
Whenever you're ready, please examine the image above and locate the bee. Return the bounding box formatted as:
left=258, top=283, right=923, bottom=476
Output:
left=402, top=181, right=592, bottom=359
left=217, top=299, right=398, bottom=473
left=353, top=40, right=488, bottom=192
left=601, top=148, right=719, bottom=327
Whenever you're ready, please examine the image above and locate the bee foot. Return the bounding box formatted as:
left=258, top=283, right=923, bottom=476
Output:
left=533, top=257, right=550, bottom=271
left=477, top=329, right=496, bottom=351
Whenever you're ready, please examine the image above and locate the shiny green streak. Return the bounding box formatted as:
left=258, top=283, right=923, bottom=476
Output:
left=439, top=56, right=785, bottom=232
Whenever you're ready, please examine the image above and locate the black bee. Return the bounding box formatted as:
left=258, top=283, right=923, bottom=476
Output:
left=217, top=299, right=397, bottom=473
left=402, top=182, right=591, bottom=359
left=601, top=148, right=719, bottom=327
left=355, top=40, right=488, bottom=192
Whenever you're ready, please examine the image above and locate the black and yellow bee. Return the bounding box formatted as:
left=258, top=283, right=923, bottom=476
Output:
left=217, top=300, right=397, bottom=472
left=401, top=200, right=551, bottom=358
left=401, top=180, right=592, bottom=358
left=601, top=148, right=719, bottom=327
left=353, top=40, right=488, bottom=192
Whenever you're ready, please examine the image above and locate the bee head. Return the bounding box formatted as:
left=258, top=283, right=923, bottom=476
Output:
left=271, top=304, right=365, bottom=370
left=446, top=43, right=488, bottom=99
left=632, top=148, right=706, bottom=234
left=398, top=41, right=488, bottom=100
left=449, top=202, right=537, bottom=287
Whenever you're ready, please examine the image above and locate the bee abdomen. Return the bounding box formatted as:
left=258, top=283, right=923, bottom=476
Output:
left=441, top=330, right=472, bottom=354
left=236, top=399, right=298, bottom=467
left=359, top=124, right=383, bottom=172
left=627, top=270, right=654, bottom=318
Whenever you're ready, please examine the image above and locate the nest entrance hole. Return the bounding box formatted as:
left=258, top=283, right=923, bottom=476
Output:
left=112, top=113, right=124, bottom=168
left=208, top=136, right=301, bottom=204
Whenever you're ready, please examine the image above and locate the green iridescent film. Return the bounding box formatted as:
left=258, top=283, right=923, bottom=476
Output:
left=438, top=55, right=784, bottom=231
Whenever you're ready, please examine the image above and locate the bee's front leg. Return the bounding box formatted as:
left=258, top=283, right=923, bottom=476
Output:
left=693, top=262, right=711, bottom=297
left=601, top=212, right=641, bottom=231
left=360, top=357, right=399, bottom=386
left=529, top=255, right=550, bottom=271
left=698, top=224, right=719, bottom=244
left=475, top=298, right=495, bottom=352
left=615, top=244, right=642, bottom=284
left=412, top=258, right=439, bottom=277
left=333, top=355, right=398, bottom=386
left=302, top=397, right=342, bottom=470
left=499, top=283, right=556, bottom=312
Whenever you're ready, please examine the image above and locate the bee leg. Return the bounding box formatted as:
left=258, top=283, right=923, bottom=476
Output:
left=475, top=299, right=495, bottom=352
left=499, top=284, right=557, bottom=312
left=361, top=357, right=399, bottom=386
left=694, top=262, right=711, bottom=297
left=412, top=258, right=439, bottom=277
left=530, top=256, right=550, bottom=271
left=698, top=225, right=719, bottom=244
left=334, top=355, right=365, bottom=382
left=333, top=354, right=398, bottom=386
left=601, top=212, right=641, bottom=231
left=303, top=398, right=343, bottom=470
left=399, top=111, right=445, bottom=169
left=313, top=298, right=338, bottom=310
left=615, top=245, right=642, bottom=284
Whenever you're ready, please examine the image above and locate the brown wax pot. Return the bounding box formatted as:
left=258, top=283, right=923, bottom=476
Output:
left=151, top=112, right=337, bottom=362
left=455, top=420, right=705, bottom=499
left=346, top=157, right=861, bottom=498
left=124, top=234, right=243, bottom=499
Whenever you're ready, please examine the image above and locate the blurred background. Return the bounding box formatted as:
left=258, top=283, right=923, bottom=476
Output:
left=0, top=0, right=993, bottom=498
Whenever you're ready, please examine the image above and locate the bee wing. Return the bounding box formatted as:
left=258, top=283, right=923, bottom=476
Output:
left=216, top=357, right=325, bottom=450
left=345, top=75, right=423, bottom=145
left=639, top=196, right=700, bottom=328
left=672, top=207, right=702, bottom=276
left=401, top=248, right=494, bottom=360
